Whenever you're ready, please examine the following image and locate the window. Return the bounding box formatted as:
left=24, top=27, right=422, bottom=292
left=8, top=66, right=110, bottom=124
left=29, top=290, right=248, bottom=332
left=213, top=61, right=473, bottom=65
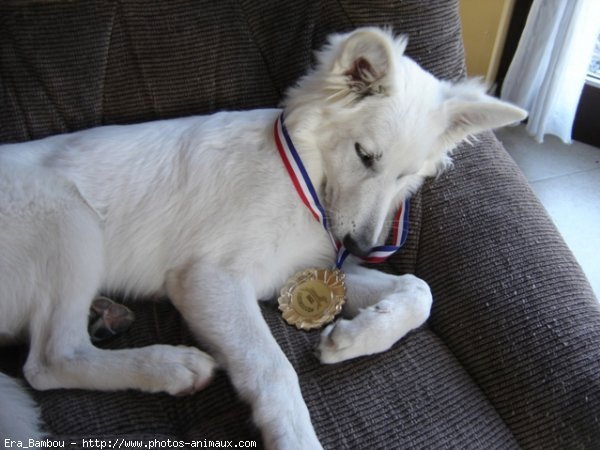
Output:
left=587, top=32, right=600, bottom=87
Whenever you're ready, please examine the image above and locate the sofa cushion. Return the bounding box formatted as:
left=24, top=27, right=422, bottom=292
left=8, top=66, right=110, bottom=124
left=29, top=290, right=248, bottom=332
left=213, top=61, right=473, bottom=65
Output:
left=39, top=301, right=519, bottom=449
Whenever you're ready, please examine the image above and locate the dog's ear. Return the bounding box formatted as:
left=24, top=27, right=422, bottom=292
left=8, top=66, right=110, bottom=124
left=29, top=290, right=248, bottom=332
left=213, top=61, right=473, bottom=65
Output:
left=331, top=28, right=402, bottom=99
left=442, top=80, right=527, bottom=145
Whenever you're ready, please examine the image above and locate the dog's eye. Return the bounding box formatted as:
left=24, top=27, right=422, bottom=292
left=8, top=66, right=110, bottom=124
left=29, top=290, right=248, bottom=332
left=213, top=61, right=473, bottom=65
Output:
left=355, top=143, right=375, bottom=168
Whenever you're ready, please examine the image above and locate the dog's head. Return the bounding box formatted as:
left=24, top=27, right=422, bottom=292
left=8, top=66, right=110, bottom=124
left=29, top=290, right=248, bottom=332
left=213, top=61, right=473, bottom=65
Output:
left=283, top=28, right=527, bottom=256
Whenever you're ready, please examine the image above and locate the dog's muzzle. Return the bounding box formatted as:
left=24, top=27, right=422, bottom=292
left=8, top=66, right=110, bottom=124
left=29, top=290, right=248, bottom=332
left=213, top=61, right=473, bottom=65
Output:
left=342, top=234, right=371, bottom=258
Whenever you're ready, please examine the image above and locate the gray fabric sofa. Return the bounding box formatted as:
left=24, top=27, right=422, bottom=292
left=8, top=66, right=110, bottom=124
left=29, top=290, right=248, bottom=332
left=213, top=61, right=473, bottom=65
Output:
left=1, top=1, right=599, bottom=448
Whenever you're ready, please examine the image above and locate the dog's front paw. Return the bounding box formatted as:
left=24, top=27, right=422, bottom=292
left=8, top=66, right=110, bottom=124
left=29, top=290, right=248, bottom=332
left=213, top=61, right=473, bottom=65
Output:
left=316, top=291, right=431, bottom=364
left=316, top=318, right=365, bottom=364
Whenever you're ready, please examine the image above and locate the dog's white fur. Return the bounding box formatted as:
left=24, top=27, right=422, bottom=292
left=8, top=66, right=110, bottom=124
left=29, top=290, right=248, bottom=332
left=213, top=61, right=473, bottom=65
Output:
left=0, top=28, right=526, bottom=448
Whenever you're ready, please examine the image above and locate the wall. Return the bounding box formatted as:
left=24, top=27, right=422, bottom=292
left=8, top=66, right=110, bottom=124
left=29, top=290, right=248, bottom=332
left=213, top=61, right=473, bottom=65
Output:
left=459, top=0, right=515, bottom=86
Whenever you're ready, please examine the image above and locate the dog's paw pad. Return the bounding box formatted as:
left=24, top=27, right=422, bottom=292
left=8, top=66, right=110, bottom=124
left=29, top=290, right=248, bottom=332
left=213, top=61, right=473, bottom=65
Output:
left=89, top=296, right=135, bottom=342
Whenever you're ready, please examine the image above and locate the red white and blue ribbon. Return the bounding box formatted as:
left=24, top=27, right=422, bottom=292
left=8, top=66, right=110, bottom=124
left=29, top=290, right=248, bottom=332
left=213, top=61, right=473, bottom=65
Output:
left=274, top=113, right=409, bottom=269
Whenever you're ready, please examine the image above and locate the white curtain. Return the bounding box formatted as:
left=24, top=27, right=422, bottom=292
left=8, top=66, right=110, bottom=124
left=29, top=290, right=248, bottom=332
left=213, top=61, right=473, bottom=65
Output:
left=500, top=0, right=600, bottom=143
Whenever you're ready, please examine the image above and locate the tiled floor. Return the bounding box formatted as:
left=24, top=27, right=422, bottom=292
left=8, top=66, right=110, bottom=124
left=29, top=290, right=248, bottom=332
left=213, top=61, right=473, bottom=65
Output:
left=495, top=125, right=600, bottom=299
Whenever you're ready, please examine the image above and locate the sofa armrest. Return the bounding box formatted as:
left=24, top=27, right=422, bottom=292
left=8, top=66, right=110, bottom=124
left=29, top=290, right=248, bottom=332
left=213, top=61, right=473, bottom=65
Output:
left=416, top=131, right=600, bottom=448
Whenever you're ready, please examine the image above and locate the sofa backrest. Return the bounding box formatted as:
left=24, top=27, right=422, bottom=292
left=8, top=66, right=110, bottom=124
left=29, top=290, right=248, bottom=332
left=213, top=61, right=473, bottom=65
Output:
left=0, top=0, right=464, bottom=143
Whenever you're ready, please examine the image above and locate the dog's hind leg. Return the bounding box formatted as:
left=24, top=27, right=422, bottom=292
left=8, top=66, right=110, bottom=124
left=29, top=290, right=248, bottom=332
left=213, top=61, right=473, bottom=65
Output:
left=166, top=263, right=322, bottom=450
left=316, top=264, right=432, bottom=364
left=22, top=200, right=215, bottom=397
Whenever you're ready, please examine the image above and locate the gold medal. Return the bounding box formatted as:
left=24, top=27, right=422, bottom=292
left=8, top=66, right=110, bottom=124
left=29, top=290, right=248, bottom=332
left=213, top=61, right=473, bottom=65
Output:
left=278, top=268, right=346, bottom=330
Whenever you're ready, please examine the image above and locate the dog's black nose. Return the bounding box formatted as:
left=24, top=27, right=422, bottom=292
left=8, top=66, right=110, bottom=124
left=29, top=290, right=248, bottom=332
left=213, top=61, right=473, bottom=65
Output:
left=342, top=234, right=370, bottom=258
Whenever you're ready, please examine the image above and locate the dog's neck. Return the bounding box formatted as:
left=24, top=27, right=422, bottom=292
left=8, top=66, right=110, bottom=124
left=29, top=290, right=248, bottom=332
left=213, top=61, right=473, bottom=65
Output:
left=278, top=109, right=327, bottom=197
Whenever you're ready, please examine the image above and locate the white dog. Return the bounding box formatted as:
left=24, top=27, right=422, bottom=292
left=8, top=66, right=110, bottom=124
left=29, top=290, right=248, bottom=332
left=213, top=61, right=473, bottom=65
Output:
left=0, top=28, right=526, bottom=449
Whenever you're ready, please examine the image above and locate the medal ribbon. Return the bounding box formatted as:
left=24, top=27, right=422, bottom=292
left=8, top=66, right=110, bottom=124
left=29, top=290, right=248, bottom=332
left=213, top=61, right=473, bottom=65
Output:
left=274, top=113, right=410, bottom=269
